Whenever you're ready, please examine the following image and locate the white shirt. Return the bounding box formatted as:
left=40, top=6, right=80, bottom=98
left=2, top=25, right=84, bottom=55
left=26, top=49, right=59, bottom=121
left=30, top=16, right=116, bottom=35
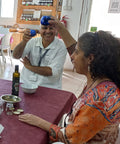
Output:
left=21, top=36, right=67, bottom=89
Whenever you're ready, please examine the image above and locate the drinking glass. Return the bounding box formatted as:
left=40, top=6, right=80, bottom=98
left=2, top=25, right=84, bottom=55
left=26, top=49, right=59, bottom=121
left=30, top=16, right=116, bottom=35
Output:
left=5, top=103, right=14, bottom=115
left=0, top=100, right=4, bottom=116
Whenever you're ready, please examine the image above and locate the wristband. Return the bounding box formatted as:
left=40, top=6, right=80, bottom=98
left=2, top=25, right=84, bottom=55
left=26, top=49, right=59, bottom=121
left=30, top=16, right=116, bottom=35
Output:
left=49, top=124, right=61, bottom=142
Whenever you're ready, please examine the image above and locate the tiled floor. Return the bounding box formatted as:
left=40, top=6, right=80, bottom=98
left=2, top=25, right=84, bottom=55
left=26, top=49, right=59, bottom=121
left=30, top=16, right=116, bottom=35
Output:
left=62, top=70, right=87, bottom=97
left=0, top=55, right=120, bottom=143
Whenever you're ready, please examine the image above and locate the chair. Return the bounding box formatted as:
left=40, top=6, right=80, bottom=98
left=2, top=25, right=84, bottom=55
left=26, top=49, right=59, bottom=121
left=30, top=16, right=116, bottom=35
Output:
left=0, top=27, right=9, bottom=34
left=0, top=32, right=13, bottom=64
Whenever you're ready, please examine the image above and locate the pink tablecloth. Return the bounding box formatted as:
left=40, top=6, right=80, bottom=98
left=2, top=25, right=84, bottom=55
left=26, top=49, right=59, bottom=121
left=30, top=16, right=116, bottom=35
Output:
left=0, top=79, right=76, bottom=144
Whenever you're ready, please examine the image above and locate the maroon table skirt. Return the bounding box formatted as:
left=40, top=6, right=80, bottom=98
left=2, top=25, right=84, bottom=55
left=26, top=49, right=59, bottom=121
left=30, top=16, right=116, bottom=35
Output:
left=0, top=79, right=76, bottom=144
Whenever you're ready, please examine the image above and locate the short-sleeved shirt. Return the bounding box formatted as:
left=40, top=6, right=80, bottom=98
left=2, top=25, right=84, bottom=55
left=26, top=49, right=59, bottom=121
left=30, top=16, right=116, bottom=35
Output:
left=21, top=36, right=67, bottom=89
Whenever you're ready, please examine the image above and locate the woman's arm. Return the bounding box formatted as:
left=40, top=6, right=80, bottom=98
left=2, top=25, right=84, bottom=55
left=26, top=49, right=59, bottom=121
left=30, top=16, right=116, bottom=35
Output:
left=19, top=114, right=68, bottom=143
left=19, top=114, right=51, bottom=131
left=49, top=18, right=77, bottom=49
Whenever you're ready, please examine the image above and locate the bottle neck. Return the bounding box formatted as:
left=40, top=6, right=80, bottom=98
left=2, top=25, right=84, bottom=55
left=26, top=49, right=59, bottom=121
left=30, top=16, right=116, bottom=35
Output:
left=15, top=65, right=19, bottom=72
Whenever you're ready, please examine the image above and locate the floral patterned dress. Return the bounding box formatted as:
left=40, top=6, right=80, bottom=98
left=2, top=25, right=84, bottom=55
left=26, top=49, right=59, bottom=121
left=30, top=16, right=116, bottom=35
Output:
left=64, top=81, right=120, bottom=144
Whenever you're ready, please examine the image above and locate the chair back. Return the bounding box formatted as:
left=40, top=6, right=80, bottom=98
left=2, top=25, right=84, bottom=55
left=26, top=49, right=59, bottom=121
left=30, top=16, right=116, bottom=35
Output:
left=1, top=33, right=13, bottom=50
left=0, top=32, right=13, bottom=64
left=0, top=27, right=9, bottom=34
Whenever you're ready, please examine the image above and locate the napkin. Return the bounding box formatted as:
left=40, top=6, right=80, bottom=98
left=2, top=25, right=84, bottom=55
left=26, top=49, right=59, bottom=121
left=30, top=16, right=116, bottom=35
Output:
left=0, top=124, right=4, bottom=135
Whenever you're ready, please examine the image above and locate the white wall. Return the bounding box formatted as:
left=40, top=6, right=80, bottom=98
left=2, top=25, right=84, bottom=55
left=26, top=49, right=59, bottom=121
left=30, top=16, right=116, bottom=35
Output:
left=62, top=0, right=92, bottom=70
left=61, top=0, right=83, bottom=41
left=62, top=0, right=83, bottom=70
left=61, top=0, right=92, bottom=40
left=89, top=0, right=120, bottom=37
left=78, top=0, right=92, bottom=37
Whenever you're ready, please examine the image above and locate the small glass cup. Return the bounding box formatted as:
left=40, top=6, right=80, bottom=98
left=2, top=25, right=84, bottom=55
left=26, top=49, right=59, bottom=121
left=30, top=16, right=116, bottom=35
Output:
left=0, top=100, right=4, bottom=116
left=5, top=103, right=14, bottom=115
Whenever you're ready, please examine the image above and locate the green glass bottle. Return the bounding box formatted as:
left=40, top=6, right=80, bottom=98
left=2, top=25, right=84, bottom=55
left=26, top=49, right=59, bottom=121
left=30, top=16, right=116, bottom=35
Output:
left=12, top=65, right=20, bottom=96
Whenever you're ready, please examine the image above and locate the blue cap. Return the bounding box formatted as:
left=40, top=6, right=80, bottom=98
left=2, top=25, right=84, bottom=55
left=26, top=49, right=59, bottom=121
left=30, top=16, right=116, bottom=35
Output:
left=30, top=29, right=36, bottom=36
left=40, top=16, right=51, bottom=25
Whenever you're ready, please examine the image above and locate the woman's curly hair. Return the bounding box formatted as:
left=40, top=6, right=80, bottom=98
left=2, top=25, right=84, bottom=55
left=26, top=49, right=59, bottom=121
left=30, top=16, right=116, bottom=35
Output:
left=78, top=30, right=120, bottom=88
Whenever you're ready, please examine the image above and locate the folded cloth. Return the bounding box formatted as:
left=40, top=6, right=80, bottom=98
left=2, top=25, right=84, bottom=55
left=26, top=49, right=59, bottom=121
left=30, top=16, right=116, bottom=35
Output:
left=0, top=124, right=4, bottom=135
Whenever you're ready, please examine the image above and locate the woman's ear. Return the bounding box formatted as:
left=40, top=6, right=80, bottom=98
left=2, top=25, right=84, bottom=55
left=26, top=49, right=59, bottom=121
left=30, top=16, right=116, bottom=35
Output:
left=88, top=54, right=94, bottom=65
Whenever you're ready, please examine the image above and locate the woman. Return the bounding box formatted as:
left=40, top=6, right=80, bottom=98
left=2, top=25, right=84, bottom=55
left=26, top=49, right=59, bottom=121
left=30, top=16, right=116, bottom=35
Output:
left=19, top=18, right=120, bottom=144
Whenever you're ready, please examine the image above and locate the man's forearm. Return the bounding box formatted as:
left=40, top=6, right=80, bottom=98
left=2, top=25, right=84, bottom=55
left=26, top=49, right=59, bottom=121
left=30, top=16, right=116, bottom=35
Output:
left=12, top=40, right=27, bottom=59
left=26, top=65, right=52, bottom=76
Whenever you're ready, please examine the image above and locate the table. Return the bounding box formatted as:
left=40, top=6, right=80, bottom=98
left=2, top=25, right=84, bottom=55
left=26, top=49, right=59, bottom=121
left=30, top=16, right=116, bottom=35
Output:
left=0, top=79, right=76, bottom=144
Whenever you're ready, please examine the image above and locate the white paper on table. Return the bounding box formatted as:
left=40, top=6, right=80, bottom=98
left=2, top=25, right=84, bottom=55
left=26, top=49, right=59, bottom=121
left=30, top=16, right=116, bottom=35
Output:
left=0, top=124, right=4, bottom=134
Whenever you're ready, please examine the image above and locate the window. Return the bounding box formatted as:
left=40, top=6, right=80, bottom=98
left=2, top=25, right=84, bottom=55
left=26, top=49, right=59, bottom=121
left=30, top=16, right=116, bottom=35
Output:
left=0, top=0, right=17, bottom=25
left=1, top=0, right=14, bottom=18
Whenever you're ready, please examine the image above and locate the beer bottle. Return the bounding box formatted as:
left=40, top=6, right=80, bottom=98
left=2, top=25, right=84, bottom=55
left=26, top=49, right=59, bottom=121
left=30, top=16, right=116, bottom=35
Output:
left=12, top=65, right=20, bottom=96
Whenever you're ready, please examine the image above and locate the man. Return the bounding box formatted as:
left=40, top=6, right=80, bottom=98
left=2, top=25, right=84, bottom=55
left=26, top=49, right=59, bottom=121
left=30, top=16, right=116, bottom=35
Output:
left=13, top=17, right=67, bottom=89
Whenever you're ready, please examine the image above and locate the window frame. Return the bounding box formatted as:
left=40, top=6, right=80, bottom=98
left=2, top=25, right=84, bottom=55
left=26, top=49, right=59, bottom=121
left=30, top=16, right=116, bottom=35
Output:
left=0, top=0, right=18, bottom=25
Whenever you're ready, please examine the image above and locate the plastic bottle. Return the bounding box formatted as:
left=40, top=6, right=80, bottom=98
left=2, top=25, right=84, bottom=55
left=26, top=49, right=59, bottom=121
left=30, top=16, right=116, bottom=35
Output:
left=12, top=65, right=20, bottom=96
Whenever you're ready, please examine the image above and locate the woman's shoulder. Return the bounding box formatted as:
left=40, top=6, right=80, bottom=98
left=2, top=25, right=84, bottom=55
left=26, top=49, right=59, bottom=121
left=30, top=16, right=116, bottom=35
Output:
left=96, top=81, right=119, bottom=93
left=93, top=81, right=120, bottom=123
left=85, top=80, right=120, bottom=102
left=87, top=81, right=120, bottom=109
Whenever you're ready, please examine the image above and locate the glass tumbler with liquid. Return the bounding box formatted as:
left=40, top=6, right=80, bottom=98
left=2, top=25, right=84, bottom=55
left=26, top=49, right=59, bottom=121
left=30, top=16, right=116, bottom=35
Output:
left=0, top=100, right=4, bottom=116
left=5, top=103, right=14, bottom=115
